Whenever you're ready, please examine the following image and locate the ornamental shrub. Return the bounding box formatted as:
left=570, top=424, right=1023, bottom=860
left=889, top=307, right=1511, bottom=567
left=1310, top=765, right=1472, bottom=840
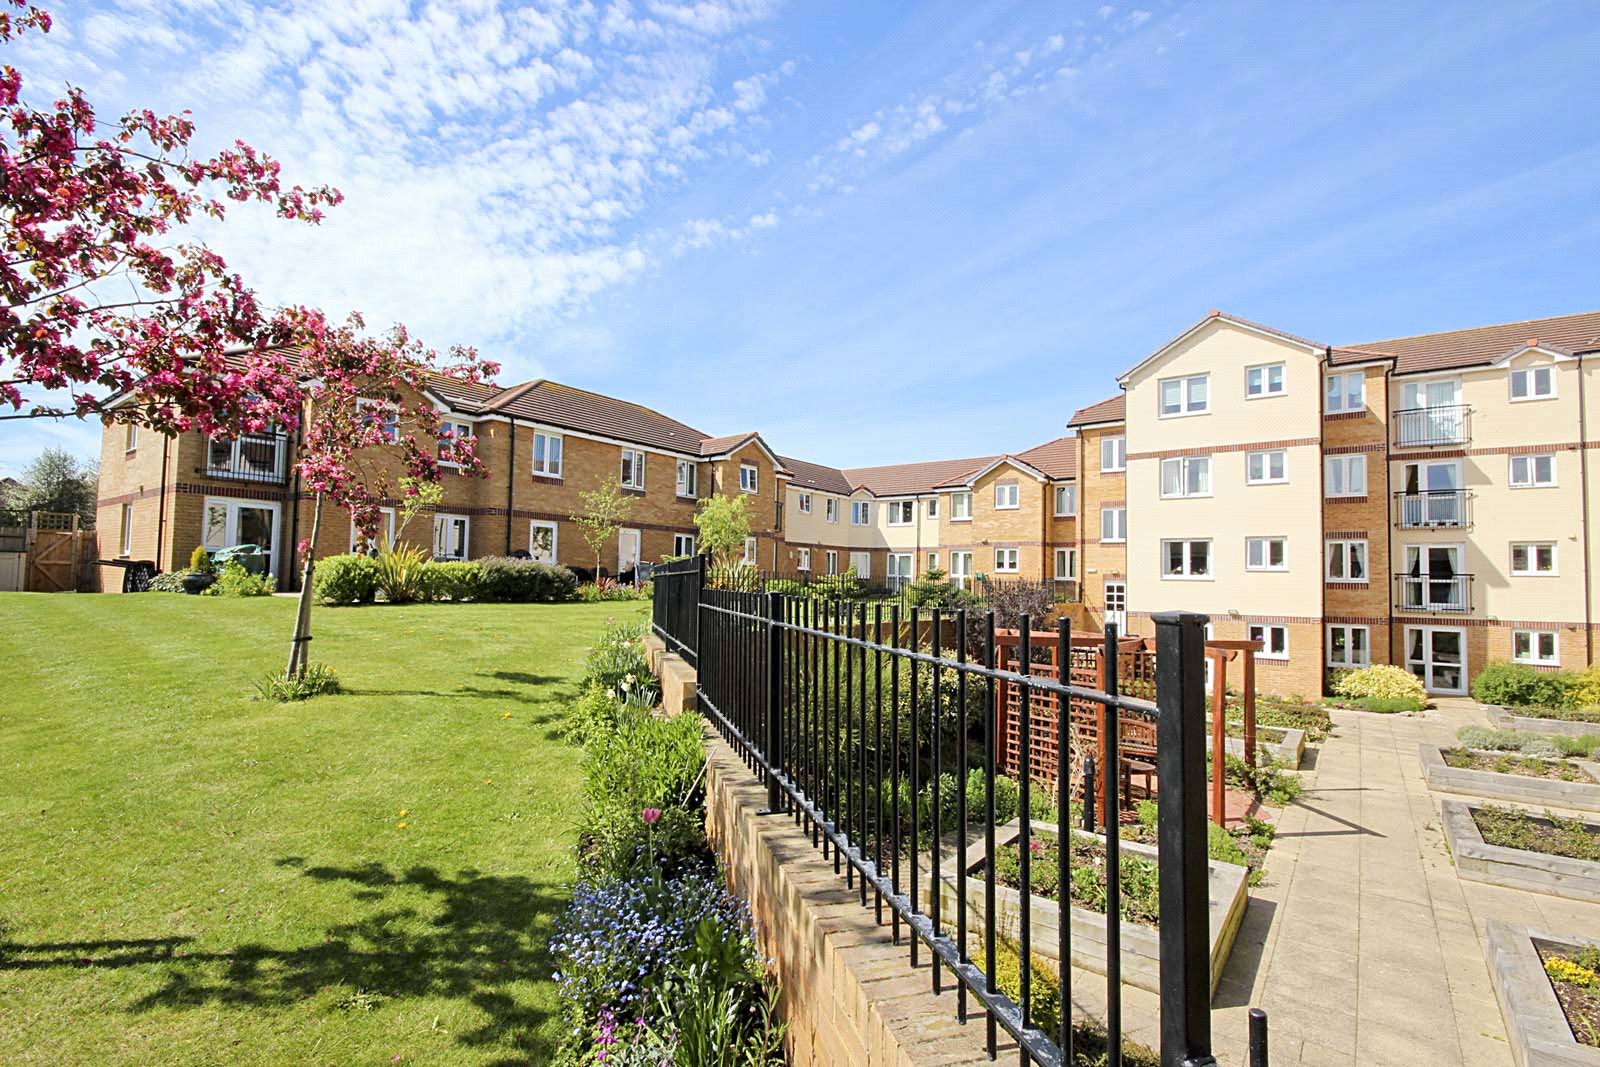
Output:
left=313, top=554, right=379, bottom=605
left=1332, top=664, right=1427, bottom=707
left=373, top=545, right=430, bottom=604
left=580, top=620, right=658, bottom=703
left=203, top=559, right=275, bottom=597
left=188, top=545, right=214, bottom=574
left=1565, top=665, right=1600, bottom=709
left=422, top=560, right=483, bottom=602
left=476, top=556, right=578, bottom=602
left=1470, top=661, right=1573, bottom=708
left=149, top=569, right=193, bottom=593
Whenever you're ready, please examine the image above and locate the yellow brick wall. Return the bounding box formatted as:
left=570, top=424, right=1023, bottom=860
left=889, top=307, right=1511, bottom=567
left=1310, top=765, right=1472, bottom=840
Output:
left=1076, top=425, right=1127, bottom=630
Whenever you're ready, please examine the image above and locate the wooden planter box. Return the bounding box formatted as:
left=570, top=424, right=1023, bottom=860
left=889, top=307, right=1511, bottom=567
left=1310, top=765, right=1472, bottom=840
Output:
left=1486, top=920, right=1600, bottom=1067
left=1486, top=705, right=1600, bottom=739
left=1420, top=744, right=1600, bottom=813
left=928, top=820, right=1249, bottom=996
left=1208, top=726, right=1307, bottom=770
left=1441, top=798, right=1600, bottom=904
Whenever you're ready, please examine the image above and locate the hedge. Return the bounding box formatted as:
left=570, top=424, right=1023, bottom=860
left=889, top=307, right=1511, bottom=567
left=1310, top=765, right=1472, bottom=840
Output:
left=313, top=554, right=578, bottom=605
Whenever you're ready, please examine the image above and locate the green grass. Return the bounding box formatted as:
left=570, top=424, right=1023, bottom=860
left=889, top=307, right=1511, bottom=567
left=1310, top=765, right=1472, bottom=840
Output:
left=0, top=593, right=643, bottom=1066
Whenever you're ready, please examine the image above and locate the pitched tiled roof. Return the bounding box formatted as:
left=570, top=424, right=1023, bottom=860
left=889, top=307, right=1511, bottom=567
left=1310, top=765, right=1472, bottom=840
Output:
left=482, top=380, right=709, bottom=453
left=778, top=455, right=854, bottom=495
left=426, top=374, right=502, bottom=413
left=699, top=432, right=757, bottom=456
left=1015, top=435, right=1077, bottom=480
left=1067, top=394, right=1124, bottom=427
left=844, top=455, right=995, bottom=497
left=1347, top=311, right=1600, bottom=375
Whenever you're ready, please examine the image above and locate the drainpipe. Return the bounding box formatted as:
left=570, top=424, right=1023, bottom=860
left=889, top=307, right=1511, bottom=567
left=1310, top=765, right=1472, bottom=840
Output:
left=1383, top=363, right=1395, bottom=665
left=1320, top=346, right=1330, bottom=690
left=156, top=433, right=170, bottom=571
left=1580, top=351, right=1595, bottom=665
left=505, top=418, right=516, bottom=555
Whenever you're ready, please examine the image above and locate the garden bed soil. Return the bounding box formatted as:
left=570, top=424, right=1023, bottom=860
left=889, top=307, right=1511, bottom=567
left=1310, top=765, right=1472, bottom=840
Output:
left=1486, top=920, right=1600, bottom=1067
left=1442, top=798, right=1600, bottom=903
left=1209, top=722, right=1307, bottom=770
left=987, top=830, right=1158, bottom=926
left=1538, top=945, right=1600, bottom=1049
left=1446, top=749, right=1597, bottom=783
left=1228, top=698, right=1333, bottom=743
left=1421, top=745, right=1600, bottom=814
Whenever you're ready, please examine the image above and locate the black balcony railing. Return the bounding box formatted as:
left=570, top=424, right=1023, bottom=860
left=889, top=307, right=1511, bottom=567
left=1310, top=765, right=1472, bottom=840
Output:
left=205, top=434, right=289, bottom=484
left=1393, top=405, right=1471, bottom=448
left=1394, top=572, right=1473, bottom=613
left=1393, top=489, right=1473, bottom=529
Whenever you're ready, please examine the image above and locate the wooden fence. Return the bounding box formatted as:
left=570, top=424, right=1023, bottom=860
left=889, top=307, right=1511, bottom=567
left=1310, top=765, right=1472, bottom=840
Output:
left=0, top=512, right=96, bottom=592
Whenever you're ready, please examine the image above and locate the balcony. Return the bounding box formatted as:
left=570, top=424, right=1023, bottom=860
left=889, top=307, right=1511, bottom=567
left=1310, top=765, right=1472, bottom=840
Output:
left=1393, top=489, right=1473, bottom=529
left=205, top=433, right=289, bottom=484
left=1394, top=572, right=1473, bottom=613
left=1393, top=405, right=1471, bottom=449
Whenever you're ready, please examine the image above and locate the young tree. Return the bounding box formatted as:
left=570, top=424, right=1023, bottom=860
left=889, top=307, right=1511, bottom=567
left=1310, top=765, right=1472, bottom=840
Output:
left=694, top=493, right=752, bottom=569
left=0, top=1, right=340, bottom=442
left=571, top=475, right=635, bottom=577
left=3, top=447, right=96, bottom=524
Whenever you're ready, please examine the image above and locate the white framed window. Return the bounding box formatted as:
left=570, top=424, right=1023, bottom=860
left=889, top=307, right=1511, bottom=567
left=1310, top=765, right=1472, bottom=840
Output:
left=1246, top=450, right=1287, bottom=485
left=993, top=483, right=1020, bottom=510
left=358, top=398, right=400, bottom=443
left=1054, top=484, right=1077, bottom=517
left=797, top=492, right=812, bottom=513
left=887, top=500, right=915, bottom=525
left=851, top=501, right=871, bottom=526
left=1100, top=436, right=1126, bottom=473
left=676, top=459, right=697, bottom=498
left=620, top=449, right=646, bottom=490
left=433, top=513, right=470, bottom=561
left=1327, top=624, right=1370, bottom=668
left=1248, top=623, right=1288, bottom=660
left=849, top=551, right=871, bottom=578
left=1325, top=455, right=1368, bottom=498
left=1246, top=362, right=1286, bottom=399
left=742, top=537, right=757, bottom=565
left=1510, top=541, right=1557, bottom=576
left=950, top=492, right=972, bottom=520
left=120, top=504, right=133, bottom=555
left=1160, top=456, right=1211, bottom=498
left=529, top=520, right=558, bottom=564
left=1054, top=547, right=1076, bottom=579
left=1100, top=506, right=1127, bottom=543
left=797, top=547, right=811, bottom=571
left=202, top=497, right=281, bottom=577
left=350, top=507, right=397, bottom=553
left=994, top=547, right=1020, bottom=573
left=927, top=551, right=938, bottom=570
left=949, top=550, right=973, bottom=585
left=1509, top=365, right=1555, bottom=402
left=1325, top=540, right=1369, bottom=583
left=124, top=423, right=138, bottom=452
left=673, top=533, right=696, bottom=558
left=1158, top=373, right=1209, bottom=417
left=1513, top=629, right=1559, bottom=666
left=1509, top=453, right=1556, bottom=488
left=1325, top=371, right=1365, bottom=414
left=825, top=498, right=838, bottom=523
left=437, top=418, right=473, bottom=466
left=1246, top=536, right=1287, bottom=571
left=887, top=552, right=914, bottom=590
left=925, top=497, right=938, bottom=519
left=739, top=464, right=758, bottom=493
left=1161, top=538, right=1212, bottom=579
left=1397, top=377, right=1465, bottom=447
left=531, top=431, right=563, bottom=477
left=825, top=549, right=838, bottom=575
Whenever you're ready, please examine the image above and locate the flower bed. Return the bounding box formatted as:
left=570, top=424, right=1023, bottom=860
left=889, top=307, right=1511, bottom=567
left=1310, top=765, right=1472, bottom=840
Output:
left=1228, top=696, right=1333, bottom=744
left=1445, top=749, right=1596, bottom=783
left=1420, top=744, right=1600, bottom=814
left=1486, top=920, right=1600, bottom=1067
left=1488, top=704, right=1600, bottom=739
left=1209, top=720, right=1306, bottom=769
left=1540, top=943, right=1600, bottom=1049
left=989, top=829, right=1160, bottom=926
left=1476, top=805, right=1600, bottom=863
left=1442, top=798, right=1600, bottom=903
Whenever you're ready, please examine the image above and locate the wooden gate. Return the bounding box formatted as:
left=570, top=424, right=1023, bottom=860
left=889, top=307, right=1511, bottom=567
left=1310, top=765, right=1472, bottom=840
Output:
left=26, top=528, right=79, bottom=591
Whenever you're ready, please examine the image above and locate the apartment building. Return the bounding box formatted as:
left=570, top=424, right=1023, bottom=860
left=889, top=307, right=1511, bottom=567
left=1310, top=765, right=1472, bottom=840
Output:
left=1083, top=308, right=1600, bottom=698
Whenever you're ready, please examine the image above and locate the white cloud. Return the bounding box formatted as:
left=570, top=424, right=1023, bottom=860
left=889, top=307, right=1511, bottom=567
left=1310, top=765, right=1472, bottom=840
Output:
left=748, top=210, right=779, bottom=228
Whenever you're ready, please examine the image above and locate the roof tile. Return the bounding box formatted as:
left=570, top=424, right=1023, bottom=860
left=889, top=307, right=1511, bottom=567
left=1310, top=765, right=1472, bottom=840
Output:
left=1349, top=311, right=1600, bottom=374
left=1067, top=394, right=1124, bottom=427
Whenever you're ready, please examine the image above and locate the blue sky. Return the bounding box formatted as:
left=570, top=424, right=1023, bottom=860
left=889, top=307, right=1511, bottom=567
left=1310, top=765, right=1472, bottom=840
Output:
left=6, top=0, right=1600, bottom=476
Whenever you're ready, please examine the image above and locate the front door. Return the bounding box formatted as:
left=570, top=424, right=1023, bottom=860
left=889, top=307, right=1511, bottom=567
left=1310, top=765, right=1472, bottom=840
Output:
left=202, top=497, right=280, bottom=580
left=618, top=528, right=641, bottom=576
left=1104, top=581, right=1127, bottom=635
left=1406, top=626, right=1466, bottom=694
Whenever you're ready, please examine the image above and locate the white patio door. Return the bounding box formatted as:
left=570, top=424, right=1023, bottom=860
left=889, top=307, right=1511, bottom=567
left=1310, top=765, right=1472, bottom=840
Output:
left=1402, top=544, right=1465, bottom=610
left=617, top=528, right=641, bottom=575
left=201, top=497, right=280, bottom=579
left=1400, top=461, right=1462, bottom=526
left=886, top=553, right=913, bottom=590
left=1104, top=581, right=1127, bottom=634
left=1399, top=379, right=1463, bottom=445
left=1406, top=626, right=1466, bottom=694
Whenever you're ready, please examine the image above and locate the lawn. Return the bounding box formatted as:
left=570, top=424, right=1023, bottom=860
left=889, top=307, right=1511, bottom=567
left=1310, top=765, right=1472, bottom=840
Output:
left=0, top=593, right=642, bottom=1066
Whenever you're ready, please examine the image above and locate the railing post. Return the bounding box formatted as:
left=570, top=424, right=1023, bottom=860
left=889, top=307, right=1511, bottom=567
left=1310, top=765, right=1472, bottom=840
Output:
left=1153, top=610, right=1216, bottom=1067
left=763, top=590, right=783, bottom=814
left=694, top=553, right=707, bottom=660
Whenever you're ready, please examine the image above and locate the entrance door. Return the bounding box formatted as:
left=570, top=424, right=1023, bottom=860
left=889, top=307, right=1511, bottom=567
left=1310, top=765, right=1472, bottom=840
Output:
left=1104, top=581, right=1127, bottom=635
left=202, top=497, right=280, bottom=580
left=617, top=528, right=641, bottom=576
left=1406, top=626, right=1466, bottom=694
left=886, top=553, right=913, bottom=591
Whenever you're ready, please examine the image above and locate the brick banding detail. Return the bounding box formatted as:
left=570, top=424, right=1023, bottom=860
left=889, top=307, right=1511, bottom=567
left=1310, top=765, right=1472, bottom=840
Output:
left=1127, top=436, right=1319, bottom=462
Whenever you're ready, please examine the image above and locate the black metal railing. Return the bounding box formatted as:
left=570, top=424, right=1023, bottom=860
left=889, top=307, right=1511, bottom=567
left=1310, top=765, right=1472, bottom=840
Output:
left=1393, top=489, right=1473, bottom=529
left=1392, top=404, right=1471, bottom=448
left=1395, top=572, right=1473, bottom=613
left=672, top=557, right=1234, bottom=1067
left=651, top=555, right=704, bottom=666
left=204, top=433, right=289, bottom=484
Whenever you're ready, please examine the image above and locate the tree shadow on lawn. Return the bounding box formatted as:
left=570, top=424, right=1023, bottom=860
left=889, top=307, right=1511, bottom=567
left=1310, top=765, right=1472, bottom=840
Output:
left=345, top=671, right=578, bottom=708
left=2, top=861, right=568, bottom=1062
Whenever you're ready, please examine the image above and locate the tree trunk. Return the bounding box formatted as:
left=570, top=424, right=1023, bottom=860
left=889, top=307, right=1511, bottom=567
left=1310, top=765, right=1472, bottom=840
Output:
left=286, top=492, right=324, bottom=678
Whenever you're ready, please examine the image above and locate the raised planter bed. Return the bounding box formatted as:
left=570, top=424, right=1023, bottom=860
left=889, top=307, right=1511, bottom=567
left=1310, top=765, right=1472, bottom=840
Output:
left=1486, top=920, right=1600, bottom=1067
left=1208, top=725, right=1306, bottom=770
left=929, top=820, right=1249, bottom=996
left=1421, top=744, right=1600, bottom=813
left=1486, top=705, right=1600, bottom=739
left=1441, top=799, right=1600, bottom=903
